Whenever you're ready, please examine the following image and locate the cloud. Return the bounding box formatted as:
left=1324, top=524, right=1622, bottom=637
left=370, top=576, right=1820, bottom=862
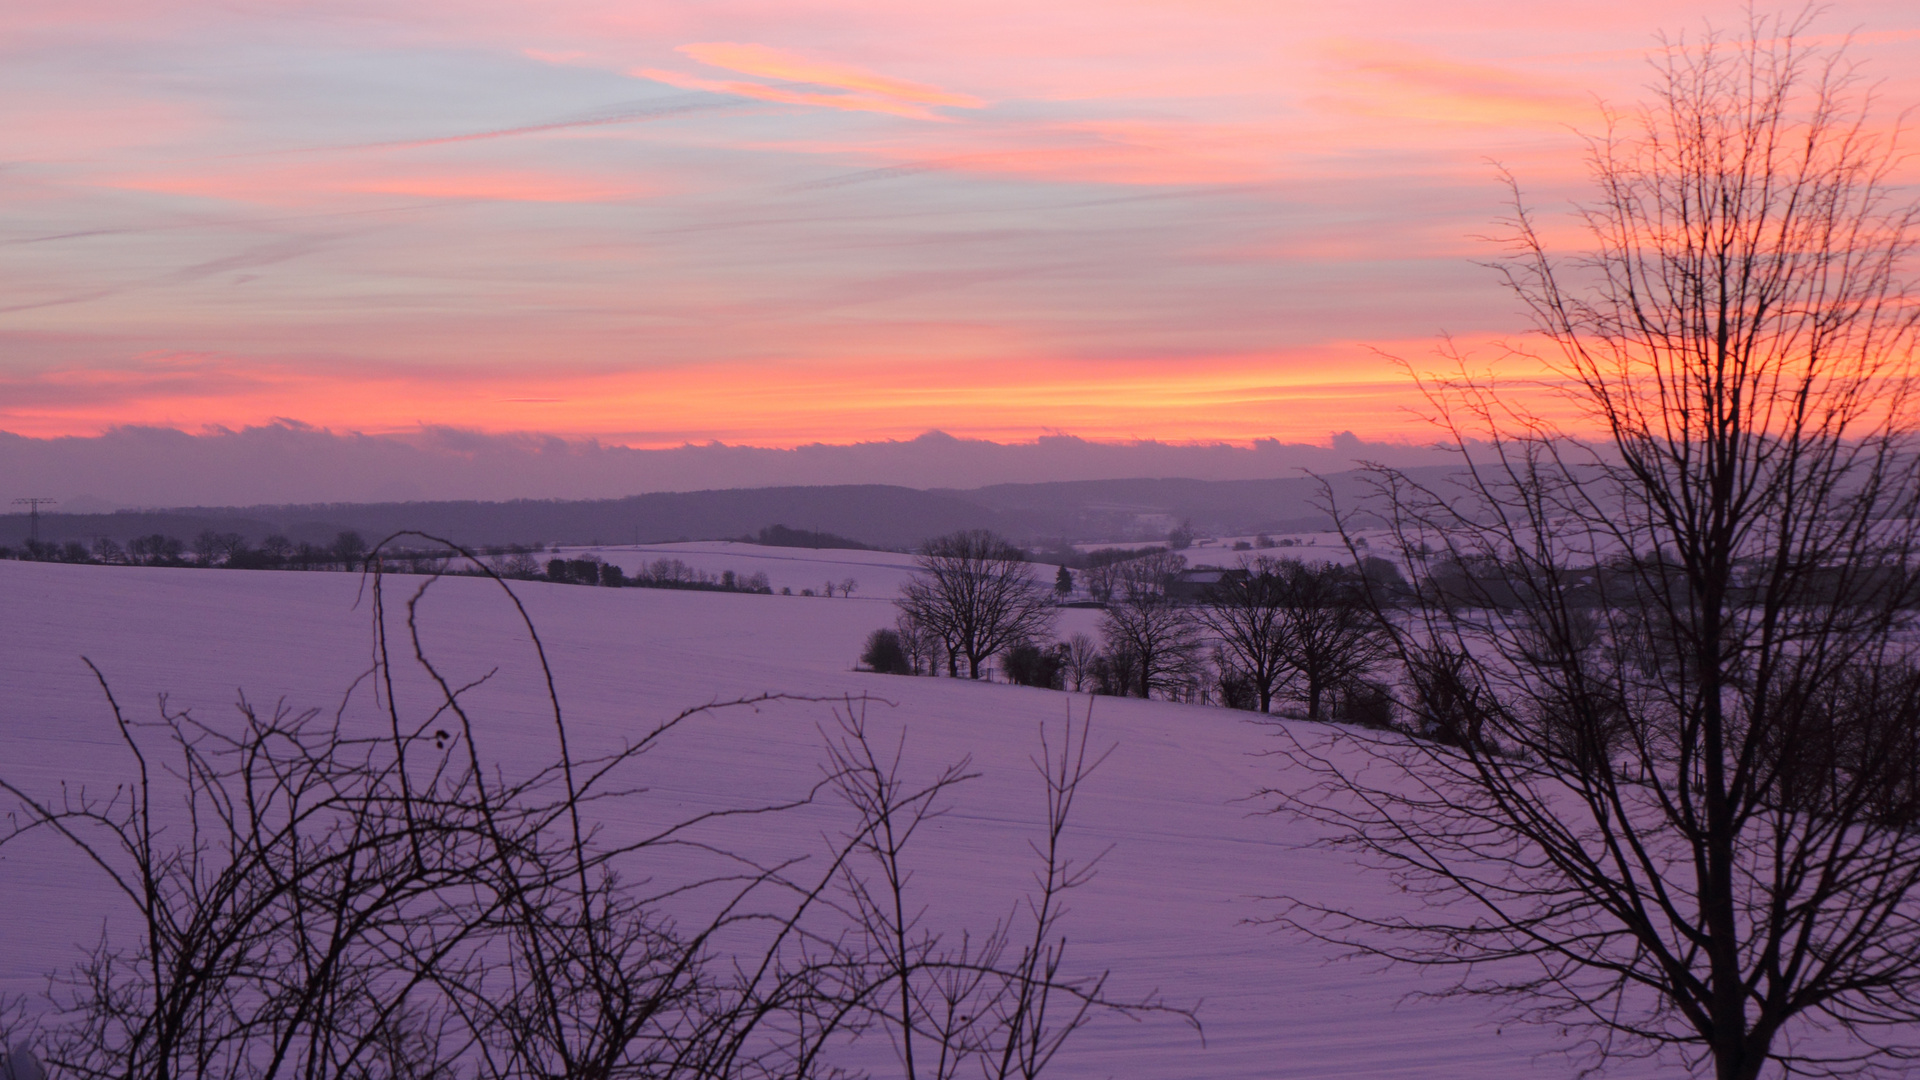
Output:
left=100, top=163, right=652, bottom=207
left=635, top=42, right=984, bottom=122
left=1314, top=39, right=1594, bottom=128
left=678, top=43, right=985, bottom=109
left=923, top=118, right=1293, bottom=185
left=0, top=336, right=1525, bottom=452
left=317, top=100, right=730, bottom=153
left=0, top=422, right=1458, bottom=506
left=738, top=114, right=1303, bottom=189
left=13, top=0, right=1914, bottom=461
left=522, top=47, right=595, bottom=67
left=634, top=68, right=948, bottom=120
left=339, top=169, right=649, bottom=203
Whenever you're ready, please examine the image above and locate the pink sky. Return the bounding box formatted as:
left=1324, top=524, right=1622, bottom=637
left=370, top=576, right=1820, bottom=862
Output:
left=3, top=2, right=1917, bottom=449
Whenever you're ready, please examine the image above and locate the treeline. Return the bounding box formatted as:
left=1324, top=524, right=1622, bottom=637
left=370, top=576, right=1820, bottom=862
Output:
left=868, top=527, right=1920, bottom=752
left=861, top=530, right=1407, bottom=727
left=546, top=554, right=776, bottom=594
left=5, top=529, right=387, bottom=571
left=4, top=531, right=795, bottom=597
left=1034, top=527, right=1314, bottom=571
left=1, top=483, right=1027, bottom=552
left=741, top=523, right=873, bottom=550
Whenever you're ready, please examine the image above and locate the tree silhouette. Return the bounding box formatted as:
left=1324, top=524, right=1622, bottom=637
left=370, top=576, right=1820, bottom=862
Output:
left=1268, top=15, right=1920, bottom=1080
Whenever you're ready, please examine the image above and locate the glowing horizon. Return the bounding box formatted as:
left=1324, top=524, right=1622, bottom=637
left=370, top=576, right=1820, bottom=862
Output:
left=3, top=2, right=1917, bottom=449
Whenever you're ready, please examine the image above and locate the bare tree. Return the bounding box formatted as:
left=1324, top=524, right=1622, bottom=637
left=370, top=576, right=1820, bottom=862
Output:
left=1098, top=551, right=1204, bottom=699
left=127, top=534, right=184, bottom=567
left=1270, top=15, right=1920, bottom=1080
left=895, top=612, right=940, bottom=676
left=332, top=530, right=368, bottom=572
left=190, top=528, right=216, bottom=566
left=1266, top=560, right=1389, bottom=722
left=1081, top=563, right=1117, bottom=606
left=491, top=550, right=540, bottom=580
left=1195, top=556, right=1290, bottom=713
left=898, top=531, right=1056, bottom=680
left=1062, top=633, right=1100, bottom=693
left=89, top=538, right=125, bottom=565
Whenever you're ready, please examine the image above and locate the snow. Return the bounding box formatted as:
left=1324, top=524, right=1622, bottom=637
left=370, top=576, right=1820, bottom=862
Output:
left=569, top=540, right=925, bottom=598
left=0, top=553, right=1670, bottom=1078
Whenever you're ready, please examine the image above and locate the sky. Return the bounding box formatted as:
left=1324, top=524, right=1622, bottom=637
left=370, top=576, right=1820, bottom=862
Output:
left=4, top=1, right=1919, bottom=451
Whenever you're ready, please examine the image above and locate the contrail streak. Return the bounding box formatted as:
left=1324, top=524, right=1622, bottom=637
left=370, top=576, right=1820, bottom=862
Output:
left=261, top=97, right=736, bottom=156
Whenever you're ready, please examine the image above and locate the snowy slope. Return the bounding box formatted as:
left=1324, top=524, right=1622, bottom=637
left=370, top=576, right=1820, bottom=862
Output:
left=579, top=540, right=925, bottom=598
left=0, top=555, right=1668, bottom=1078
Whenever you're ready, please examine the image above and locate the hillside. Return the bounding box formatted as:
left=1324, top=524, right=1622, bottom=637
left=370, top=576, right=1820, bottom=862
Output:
left=0, top=555, right=1673, bottom=1079
left=0, top=485, right=1011, bottom=552
left=1, top=467, right=1461, bottom=553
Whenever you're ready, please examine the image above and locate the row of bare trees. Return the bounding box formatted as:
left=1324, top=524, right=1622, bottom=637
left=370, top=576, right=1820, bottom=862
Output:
left=0, top=539, right=1191, bottom=1079
left=880, top=534, right=1394, bottom=721
left=13, top=531, right=382, bottom=571
left=1069, top=553, right=1394, bottom=718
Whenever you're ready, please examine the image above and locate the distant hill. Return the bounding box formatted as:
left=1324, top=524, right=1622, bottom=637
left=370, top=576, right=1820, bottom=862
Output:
left=944, top=468, right=1458, bottom=539
left=0, top=425, right=1457, bottom=506
left=8, top=486, right=1011, bottom=552
left=4, top=468, right=1462, bottom=553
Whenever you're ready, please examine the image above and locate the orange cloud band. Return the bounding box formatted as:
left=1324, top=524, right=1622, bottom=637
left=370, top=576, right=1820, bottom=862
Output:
left=0, top=340, right=1578, bottom=447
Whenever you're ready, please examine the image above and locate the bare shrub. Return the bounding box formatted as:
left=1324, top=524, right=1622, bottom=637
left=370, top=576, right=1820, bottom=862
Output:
left=1, top=533, right=1190, bottom=1078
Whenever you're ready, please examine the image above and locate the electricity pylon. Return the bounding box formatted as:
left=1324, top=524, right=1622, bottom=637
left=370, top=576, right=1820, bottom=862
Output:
left=12, top=497, right=55, bottom=545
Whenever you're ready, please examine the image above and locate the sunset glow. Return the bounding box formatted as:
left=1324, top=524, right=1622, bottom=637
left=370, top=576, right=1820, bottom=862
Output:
left=4, top=2, right=1917, bottom=448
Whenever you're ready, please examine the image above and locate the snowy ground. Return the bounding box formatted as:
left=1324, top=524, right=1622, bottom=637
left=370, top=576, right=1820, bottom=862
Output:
left=1080, top=529, right=1407, bottom=572
left=1, top=551, right=1675, bottom=1078
left=569, top=540, right=925, bottom=598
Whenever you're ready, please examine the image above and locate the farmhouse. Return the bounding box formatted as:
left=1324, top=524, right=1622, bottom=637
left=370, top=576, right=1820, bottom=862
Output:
left=1165, top=566, right=1247, bottom=603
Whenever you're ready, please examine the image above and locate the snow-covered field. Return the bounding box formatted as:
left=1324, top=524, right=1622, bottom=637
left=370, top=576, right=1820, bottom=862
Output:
left=1, top=551, right=1667, bottom=1078
left=572, top=540, right=927, bottom=598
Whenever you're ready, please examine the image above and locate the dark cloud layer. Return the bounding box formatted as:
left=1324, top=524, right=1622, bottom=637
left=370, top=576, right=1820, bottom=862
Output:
left=0, top=424, right=1453, bottom=508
